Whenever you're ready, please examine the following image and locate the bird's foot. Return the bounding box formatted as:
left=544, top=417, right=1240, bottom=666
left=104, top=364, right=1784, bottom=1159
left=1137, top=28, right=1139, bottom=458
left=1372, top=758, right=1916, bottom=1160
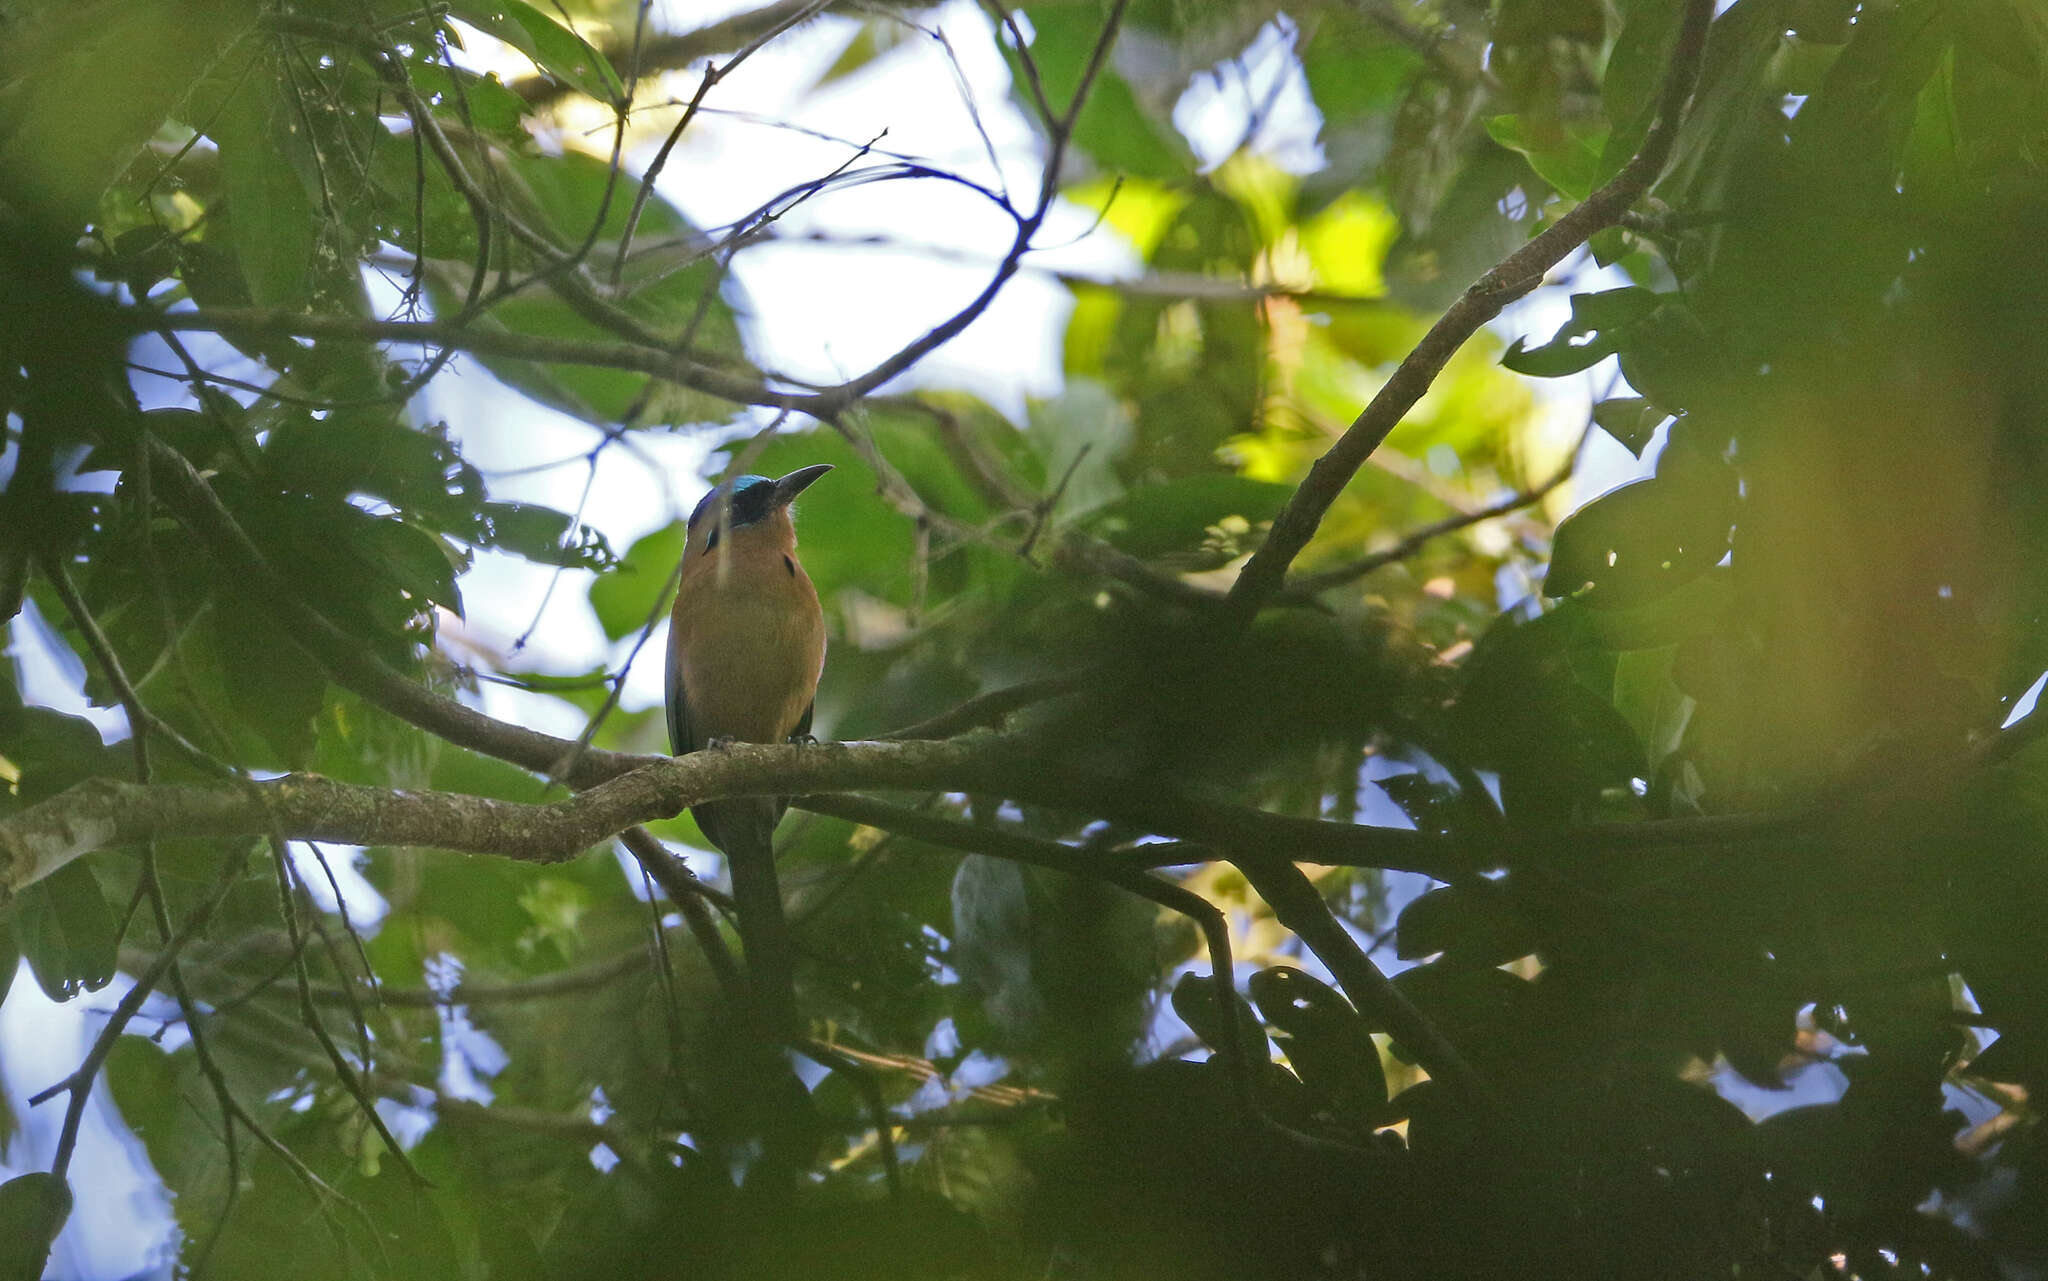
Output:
left=788, top=733, right=818, bottom=747
left=706, top=735, right=739, bottom=751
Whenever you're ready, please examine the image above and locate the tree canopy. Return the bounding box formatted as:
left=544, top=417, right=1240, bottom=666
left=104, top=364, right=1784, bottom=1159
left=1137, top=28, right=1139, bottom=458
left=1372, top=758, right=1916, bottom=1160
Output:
left=4, top=0, right=2048, bottom=1277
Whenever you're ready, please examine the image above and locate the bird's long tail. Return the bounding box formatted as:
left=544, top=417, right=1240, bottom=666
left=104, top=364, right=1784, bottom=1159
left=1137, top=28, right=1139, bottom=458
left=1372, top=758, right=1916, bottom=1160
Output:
left=696, top=796, right=798, bottom=1039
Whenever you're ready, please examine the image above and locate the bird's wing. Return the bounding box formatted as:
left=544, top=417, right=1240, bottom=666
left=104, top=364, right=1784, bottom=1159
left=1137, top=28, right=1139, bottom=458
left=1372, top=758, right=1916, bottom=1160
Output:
left=665, top=619, right=696, bottom=756
left=792, top=701, right=814, bottom=739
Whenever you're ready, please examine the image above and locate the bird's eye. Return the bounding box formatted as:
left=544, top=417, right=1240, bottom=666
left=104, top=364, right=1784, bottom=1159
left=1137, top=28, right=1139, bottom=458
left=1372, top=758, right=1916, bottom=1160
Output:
left=704, top=527, right=721, bottom=552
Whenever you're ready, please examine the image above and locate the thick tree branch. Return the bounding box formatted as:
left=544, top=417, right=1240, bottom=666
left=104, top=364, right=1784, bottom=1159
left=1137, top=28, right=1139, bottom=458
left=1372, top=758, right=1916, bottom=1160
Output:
left=0, top=737, right=1469, bottom=900
left=1221, top=0, right=1717, bottom=625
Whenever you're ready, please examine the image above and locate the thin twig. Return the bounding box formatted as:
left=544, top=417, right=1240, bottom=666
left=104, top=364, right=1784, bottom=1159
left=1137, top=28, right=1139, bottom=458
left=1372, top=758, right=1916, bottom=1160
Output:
left=1276, top=451, right=1578, bottom=600
left=1221, top=0, right=1717, bottom=625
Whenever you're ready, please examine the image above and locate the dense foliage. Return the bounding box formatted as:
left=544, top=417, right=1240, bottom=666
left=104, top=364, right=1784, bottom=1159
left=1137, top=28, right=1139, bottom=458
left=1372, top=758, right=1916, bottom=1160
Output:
left=4, top=0, right=2048, bottom=1277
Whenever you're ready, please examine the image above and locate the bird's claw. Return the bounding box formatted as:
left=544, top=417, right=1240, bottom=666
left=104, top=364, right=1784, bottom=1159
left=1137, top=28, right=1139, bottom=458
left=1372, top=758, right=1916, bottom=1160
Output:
left=788, top=733, right=818, bottom=747
left=706, top=735, right=738, bottom=751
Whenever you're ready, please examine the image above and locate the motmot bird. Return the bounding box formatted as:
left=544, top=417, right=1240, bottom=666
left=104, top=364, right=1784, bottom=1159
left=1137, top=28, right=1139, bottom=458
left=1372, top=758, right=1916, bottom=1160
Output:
left=666, top=464, right=832, bottom=1037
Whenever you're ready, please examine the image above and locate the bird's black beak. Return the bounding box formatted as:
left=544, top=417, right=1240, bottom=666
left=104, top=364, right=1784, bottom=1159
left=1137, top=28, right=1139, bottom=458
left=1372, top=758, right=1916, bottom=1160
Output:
left=773, top=464, right=832, bottom=506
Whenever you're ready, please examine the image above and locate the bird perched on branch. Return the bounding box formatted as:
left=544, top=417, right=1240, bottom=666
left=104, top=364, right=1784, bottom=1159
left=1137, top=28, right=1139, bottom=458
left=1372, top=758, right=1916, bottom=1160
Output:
left=667, top=464, right=832, bottom=1038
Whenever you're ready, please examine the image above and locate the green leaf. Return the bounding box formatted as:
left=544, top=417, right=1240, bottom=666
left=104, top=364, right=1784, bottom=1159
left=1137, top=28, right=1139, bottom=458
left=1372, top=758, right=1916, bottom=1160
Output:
left=0, top=0, right=253, bottom=234
left=448, top=0, right=623, bottom=105
left=1451, top=606, right=1645, bottom=819
left=1603, top=0, right=1686, bottom=137
left=1387, top=961, right=1536, bottom=1072
left=1486, top=113, right=1610, bottom=200
left=404, top=61, right=530, bottom=138
left=1573, top=569, right=1734, bottom=652
left=1501, top=287, right=1663, bottom=377
left=1011, top=6, right=1191, bottom=180
left=0, top=922, right=17, bottom=1013
left=264, top=412, right=481, bottom=519
left=1027, top=381, right=1132, bottom=520
left=1394, top=885, right=1540, bottom=967
left=349, top=518, right=466, bottom=619
left=1545, top=477, right=1729, bottom=606
left=212, top=61, right=318, bottom=309
left=1170, top=971, right=1264, bottom=1057
left=589, top=521, right=684, bottom=642
left=430, top=742, right=550, bottom=802
left=14, top=860, right=117, bottom=1002
left=0, top=704, right=127, bottom=812
left=420, top=150, right=752, bottom=428
left=1548, top=427, right=1737, bottom=608
left=0, top=1172, right=71, bottom=1281
left=1083, top=476, right=1295, bottom=562
left=1591, top=396, right=1669, bottom=456
left=213, top=612, right=329, bottom=770
left=1298, top=11, right=1423, bottom=123
left=1611, top=645, right=1692, bottom=771
left=470, top=502, right=617, bottom=571
left=1249, top=966, right=1389, bottom=1124
left=812, top=16, right=919, bottom=90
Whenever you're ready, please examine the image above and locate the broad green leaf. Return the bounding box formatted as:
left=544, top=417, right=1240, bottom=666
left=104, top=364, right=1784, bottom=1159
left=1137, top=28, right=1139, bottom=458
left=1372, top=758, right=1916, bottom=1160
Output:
left=1169, top=971, right=1265, bottom=1057
left=348, top=517, right=466, bottom=619
left=1298, top=9, right=1423, bottom=122
left=212, top=60, right=318, bottom=309
left=1544, top=470, right=1733, bottom=607
left=0, top=706, right=125, bottom=811
left=1486, top=113, right=1610, bottom=200
left=1611, top=645, right=1693, bottom=770
left=1573, top=570, right=1734, bottom=652
left=0, top=1172, right=70, bottom=1281
left=405, top=61, right=531, bottom=138
left=1083, top=475, right=1294, bottom=563
left=1501, top=287, right=1663, bottom=377
left=470, top=502, right=617, bottom=571
left=1603, top=0, right=1686, bottom=138
left=499, top=147, right=687, bottom=248
left=1387, top=960, right=1535, bottom=1072
left=14, top=860, right=116, bottom=1002
left=0, top=0, right=252, bottom=234
left=812, top=15, right=919, bottom=90
left=1451, top=605, right=1645, bottom=818
left=0, top=923, right=16, bottom=1013
left=264, top=412, right=481, bottom=519
left=1591, top=396, right=1669, bottom=456
left=1011, top=6, right=1191, bottom=180
left=1026, top=381, right=1131, bottom=519
left=421, top=150, right=752, bottom=428
left=212, top=611, right=329, bottom=769
left=589, top=521, right=684, bottom=642
left=1064, top=176, right=1188, bottom=262
left=1249, top=966, right=1389, bottom=1124
left=1395, top=885, right=1540, bottom=967
left=448, top=0, right=623, bottom=104
left=430, top=742, right=552, bottom=803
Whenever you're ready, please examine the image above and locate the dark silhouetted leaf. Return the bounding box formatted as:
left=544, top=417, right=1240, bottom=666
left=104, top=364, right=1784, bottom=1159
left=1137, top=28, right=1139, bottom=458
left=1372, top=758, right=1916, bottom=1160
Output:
left=1501, top=287, right=1662, bottom=377
left=1395, top=885, right=1540, bottom=967
left=1591, top=396, right=1670, bottom=456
